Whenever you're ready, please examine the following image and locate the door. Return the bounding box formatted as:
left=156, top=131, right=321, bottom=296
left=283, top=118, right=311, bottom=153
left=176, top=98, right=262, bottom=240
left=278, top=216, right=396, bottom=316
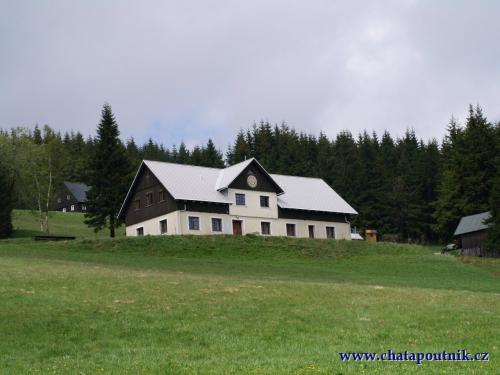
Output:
left=232, top=220, right=242, bottom=235
left=308, top=225, right=315, bottom=238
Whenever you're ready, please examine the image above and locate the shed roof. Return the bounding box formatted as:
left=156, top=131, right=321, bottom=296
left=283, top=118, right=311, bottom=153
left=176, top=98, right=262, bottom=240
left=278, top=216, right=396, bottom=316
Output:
left=63, top=181, right=90, bottom=202
left=454, top=211, right=491, bottom=236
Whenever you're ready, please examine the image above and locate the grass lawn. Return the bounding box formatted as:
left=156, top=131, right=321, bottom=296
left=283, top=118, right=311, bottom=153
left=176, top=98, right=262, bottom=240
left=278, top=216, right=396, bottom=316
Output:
left=11, top=209, right=125, bottom=239
left=1, top=211, right=500, bottom=374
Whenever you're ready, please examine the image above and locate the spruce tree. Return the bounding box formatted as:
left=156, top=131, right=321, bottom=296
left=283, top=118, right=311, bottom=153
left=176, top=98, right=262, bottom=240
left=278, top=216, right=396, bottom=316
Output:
left=0, top=162, right=14, bottom=238
left=202, top=139, right=225, bottom=168
left=485, top=122, right=500, bottom=252
left=85, top=104, right=132, bottom=237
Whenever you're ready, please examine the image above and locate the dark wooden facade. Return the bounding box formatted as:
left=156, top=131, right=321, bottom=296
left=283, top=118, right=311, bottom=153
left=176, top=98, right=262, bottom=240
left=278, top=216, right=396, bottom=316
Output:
left=278, top=207, right=347, bottom=222
left=228, top=160, right=283, bottom=193
left=54, top=185, right=86, bottom=213
left=459, top=230, right=495, bottom=257
left=124, top=167, right=178, bottom=226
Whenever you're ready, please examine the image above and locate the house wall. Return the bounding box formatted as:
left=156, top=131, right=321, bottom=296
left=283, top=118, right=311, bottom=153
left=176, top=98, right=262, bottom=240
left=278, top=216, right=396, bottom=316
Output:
left=126, top=211, right=181, bottom=236
left=228, top=188, right=279, bottom=219
left=126, top=210, right=351, bottom=240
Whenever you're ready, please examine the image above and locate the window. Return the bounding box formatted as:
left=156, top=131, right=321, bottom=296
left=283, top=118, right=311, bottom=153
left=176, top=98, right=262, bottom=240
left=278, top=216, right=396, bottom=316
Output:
left=82, top=204, right=86, bottom=211
left=70, top=205, right=75, bottom=211
left=66, top=195, right=71, bottom=201
left=212, top=218, right=222, bottom=232
left=62, top=208, right=66, bottom=213
left=235, top=193, right=246, bottom=206
left=308, top=225, right=315, bottom=238
left=137, top=227, right=144, bottom=236
left=146, top=192, right=153, bottom=206
left=260, top=196, right=269, bottom=208
left=286, top=223, right=296, bottom=237
left=57, top=197, right=61, bottom=203
left=159, top=219, right=167, bottom=234
left=188, top=216, right=200, bottom=230
left=261, top=222, right=271, bottom=235
left=158, top=190, right=166, bottom=202
left=326, top=226, right=336, bottom=239
left=133, top=199, right=140, bottom=210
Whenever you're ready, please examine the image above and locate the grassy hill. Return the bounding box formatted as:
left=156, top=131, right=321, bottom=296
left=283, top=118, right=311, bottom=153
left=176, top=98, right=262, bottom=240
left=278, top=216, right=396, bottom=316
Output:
left=1, top=211, right=500, bottom=374
left=11, top=209, right=125, bottom=238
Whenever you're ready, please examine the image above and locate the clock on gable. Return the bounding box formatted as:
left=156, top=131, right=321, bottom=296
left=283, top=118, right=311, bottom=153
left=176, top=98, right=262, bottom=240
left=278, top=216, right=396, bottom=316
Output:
left=247, top=174, right=258, bottom=188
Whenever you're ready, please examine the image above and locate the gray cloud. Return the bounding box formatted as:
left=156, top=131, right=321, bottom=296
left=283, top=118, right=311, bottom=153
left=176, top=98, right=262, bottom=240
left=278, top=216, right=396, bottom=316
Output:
left=1, top=0, right=499, bottom=149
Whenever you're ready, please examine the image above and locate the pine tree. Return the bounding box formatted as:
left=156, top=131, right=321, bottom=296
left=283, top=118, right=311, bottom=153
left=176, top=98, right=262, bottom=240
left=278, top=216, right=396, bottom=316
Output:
left=85, top=104, right=132, bottom=237
left=178, top=142, right=190, bottom=164
left=227, top=130, right=250, bottom=165
left=33, top=125, right=42, bottom=145
left=202, top=139, right=225, bottom=167
left=433, top=118, right=466, bottom=241
left=485, top=122, right=500, bottom=252
left=0, top=162, right=14, bottom=238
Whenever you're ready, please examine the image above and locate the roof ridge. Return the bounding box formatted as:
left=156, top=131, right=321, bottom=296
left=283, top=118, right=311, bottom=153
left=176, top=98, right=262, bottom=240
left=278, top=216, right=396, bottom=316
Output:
left=271, top=173, right=323, bottom=180
left=144, top=160, right=224, bottom=171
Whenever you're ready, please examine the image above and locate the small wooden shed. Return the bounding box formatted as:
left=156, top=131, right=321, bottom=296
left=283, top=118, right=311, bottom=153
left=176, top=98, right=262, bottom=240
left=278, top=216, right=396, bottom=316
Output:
left=454, top=211, right=492, bottom=256
left=365, top=229, right=378, bottom=242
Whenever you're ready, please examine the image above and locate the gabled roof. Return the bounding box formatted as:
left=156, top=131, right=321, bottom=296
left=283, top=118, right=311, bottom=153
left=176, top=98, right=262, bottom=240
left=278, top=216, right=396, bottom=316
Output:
left=145, top=160, right=227, bottom=203
left=118, top=159, right=358, bottom=218
left=454, top=211, right=491, bottom=236
left=272, top=174, right=357, bottom=214
left=215, top=158, right=284, bottom=194
left=63, top=181, right=90, bottom=202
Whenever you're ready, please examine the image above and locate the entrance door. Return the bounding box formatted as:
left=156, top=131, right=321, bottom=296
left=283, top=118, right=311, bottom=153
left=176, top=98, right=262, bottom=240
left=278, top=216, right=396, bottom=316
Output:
left=308, top=225, right=315, bottom=238
left=232, top=220, right=243, bottom=235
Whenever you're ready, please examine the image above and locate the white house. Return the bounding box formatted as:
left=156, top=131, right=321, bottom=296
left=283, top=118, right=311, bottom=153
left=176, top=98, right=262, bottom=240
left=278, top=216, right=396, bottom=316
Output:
left=118, top=158, right=357, bottom=239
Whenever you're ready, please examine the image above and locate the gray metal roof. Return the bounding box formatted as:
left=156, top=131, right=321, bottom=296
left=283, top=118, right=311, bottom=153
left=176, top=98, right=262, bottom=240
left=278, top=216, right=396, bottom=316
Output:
left=63, top=181, right=90, bottom=202
left=454, top=211, right=491, bottom=236
left=118, top=159, right=358, bottom=217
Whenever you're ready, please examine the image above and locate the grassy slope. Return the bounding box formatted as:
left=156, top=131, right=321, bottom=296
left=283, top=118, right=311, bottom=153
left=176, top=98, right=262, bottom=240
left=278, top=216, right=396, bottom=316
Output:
left=11, top=209, right=125, bottom=238
left=1, top=211, right=500, bottom=374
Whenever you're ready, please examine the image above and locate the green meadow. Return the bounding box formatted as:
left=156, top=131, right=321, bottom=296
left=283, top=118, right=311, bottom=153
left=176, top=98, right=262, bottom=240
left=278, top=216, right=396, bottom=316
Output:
left=1, top=210, right=499, bottom=374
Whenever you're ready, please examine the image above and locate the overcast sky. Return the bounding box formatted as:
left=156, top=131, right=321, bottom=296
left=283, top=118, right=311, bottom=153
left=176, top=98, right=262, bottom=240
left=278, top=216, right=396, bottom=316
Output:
left=1, top=0, right=499, bottom=149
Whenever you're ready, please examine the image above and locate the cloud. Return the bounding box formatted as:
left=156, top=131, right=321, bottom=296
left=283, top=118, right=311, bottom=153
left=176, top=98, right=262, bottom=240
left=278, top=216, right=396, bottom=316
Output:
left=1, top=0, right=499, bottom=149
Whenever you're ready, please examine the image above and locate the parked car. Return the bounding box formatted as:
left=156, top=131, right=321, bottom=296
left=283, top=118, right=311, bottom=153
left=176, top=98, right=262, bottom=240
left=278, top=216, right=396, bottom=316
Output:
left=441, top=243, right=458, bottom=254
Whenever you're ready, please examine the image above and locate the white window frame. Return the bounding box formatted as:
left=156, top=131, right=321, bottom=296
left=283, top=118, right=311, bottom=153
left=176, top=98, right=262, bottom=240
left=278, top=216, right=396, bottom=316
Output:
left=235, top=193, right=246, bottom=206
left=66, top=195, right=71, bottom=201
left=260, top=220, right=271, bottom=236
left=81, top=204, right=86, bottom=211
left=62, top=207, right=66, bottom=213
left=188, top=216, right=200, bottom=231
left=326, top=225, right=336, bottom=239
left=70, top=205, right=75, bottom=211
left=210, top=217, right=223, bottom=233
left=260, top=195, right=270, bottom=208
left=159, top=218, right=168, bottom=235
left=286, top=223, right=296, bottom=237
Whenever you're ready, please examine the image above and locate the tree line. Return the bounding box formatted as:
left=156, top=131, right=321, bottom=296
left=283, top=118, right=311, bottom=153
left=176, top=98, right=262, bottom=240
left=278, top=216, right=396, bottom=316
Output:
left=0, top=104, right=498, bottom=249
